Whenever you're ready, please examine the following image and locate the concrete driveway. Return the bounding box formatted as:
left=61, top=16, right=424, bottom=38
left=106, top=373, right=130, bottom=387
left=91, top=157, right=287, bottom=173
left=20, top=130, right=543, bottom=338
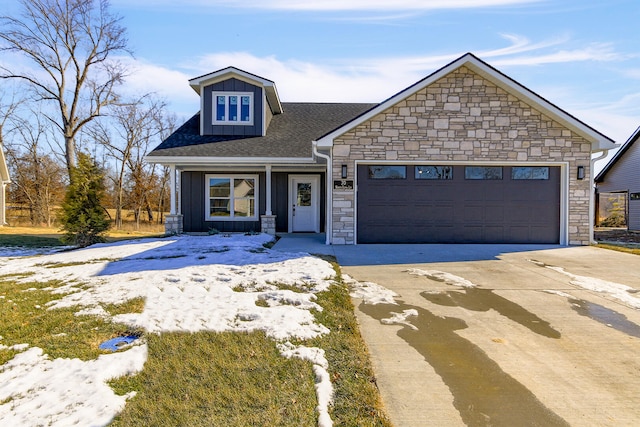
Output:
left=337, top=245, right=640, bottom=427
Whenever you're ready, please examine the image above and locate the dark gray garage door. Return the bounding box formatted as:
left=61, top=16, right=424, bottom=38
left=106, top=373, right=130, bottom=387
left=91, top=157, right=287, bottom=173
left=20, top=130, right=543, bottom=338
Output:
left=357, top=165, right=560, bottom=244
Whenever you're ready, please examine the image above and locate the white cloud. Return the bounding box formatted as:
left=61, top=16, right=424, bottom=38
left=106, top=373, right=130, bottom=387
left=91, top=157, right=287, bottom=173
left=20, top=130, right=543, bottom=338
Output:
left=115, top=0, right=542, bottom=11
left=117, top=57, right=198, bottom=116
left=490, top=43, right=623, bottom=66
left=221, top=0, right=541, bottom=11
left=111, top=34, right=632, bottom=142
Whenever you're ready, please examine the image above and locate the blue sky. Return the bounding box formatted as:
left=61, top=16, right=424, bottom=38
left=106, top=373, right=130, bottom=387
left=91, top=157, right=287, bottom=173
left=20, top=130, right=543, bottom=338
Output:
left=4, top=0, right=640, bottom=164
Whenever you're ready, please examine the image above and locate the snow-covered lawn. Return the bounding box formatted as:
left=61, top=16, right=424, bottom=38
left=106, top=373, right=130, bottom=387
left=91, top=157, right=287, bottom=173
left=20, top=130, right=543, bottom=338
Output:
left=0, top=234, right=338, bottom=426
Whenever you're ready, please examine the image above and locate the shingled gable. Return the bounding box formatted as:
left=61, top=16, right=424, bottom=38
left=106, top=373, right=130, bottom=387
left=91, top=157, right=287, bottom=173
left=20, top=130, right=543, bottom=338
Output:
left=315, top=52, right=617, bottom=153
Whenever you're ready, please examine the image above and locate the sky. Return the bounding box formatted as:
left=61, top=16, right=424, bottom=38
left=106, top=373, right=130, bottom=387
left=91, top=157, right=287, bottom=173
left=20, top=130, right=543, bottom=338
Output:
left=2, top=233, right=639, bottom=425
left=3, top=0, right=640, bottom=167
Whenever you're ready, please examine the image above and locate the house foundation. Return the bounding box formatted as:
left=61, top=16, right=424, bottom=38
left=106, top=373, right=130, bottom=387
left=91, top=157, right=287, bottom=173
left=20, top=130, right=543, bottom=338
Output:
left=261, top=214, right=276, bottom=235
left=165, top=214, right=184, bottom=235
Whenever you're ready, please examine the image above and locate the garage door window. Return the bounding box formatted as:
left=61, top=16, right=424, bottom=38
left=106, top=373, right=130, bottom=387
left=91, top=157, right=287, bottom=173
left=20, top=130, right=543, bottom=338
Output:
left=631, top=193, right=640, bottom=201
left=465, top=166, right=503, bottom=180
left=368, top=166, right=406, bottom=179
left=512, top=167, right=549, bottom=180
left=415, top=166, right=453, bottom=180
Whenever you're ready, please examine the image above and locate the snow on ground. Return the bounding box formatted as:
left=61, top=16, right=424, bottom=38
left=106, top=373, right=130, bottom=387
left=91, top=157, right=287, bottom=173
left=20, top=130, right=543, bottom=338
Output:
left=529, top=260, right=640, bottom=309
left=344, top=274, right=398, bottom=305
left=380, top=309, right=419, bottom=330
left=0, top=234, right=337, bottom=426
left=406, top=268, right=478, bottom=288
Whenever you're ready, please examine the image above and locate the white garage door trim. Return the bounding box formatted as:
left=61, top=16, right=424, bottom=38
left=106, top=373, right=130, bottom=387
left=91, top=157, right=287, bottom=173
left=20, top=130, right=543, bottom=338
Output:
left=353, top=160, right=569, bottom=245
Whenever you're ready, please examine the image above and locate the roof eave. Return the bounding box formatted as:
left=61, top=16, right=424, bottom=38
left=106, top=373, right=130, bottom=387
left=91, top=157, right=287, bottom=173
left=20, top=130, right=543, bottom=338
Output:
left=144, top=155, right=315, bottom=166
left=595, top=125, right=640, bottom=182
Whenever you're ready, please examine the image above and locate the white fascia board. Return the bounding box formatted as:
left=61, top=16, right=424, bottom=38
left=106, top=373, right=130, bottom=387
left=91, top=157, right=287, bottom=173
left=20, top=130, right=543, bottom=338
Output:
left=316, top=53, right=617, bottom=152
left=144, top=156, right=315, bottom=166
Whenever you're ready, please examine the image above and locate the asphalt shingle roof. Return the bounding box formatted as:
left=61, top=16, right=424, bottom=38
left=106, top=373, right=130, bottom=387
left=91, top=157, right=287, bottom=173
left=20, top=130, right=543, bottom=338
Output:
left=147, top=102, right=377, bottom=159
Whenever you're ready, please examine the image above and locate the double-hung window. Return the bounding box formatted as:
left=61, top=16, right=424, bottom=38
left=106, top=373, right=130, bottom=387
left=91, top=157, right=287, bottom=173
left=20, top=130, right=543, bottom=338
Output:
left=206, top=175, right=258, bottom=221
left=213, top=92, right=253, bottom=125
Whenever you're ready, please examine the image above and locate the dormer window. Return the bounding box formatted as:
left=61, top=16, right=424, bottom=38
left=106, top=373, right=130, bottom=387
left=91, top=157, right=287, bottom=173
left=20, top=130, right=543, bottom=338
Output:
left=213, top=92, right=253, bottom=125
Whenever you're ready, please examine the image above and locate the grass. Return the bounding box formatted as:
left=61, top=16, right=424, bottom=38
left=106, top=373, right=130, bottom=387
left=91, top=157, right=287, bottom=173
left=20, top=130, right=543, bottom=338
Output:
left=0, top=225, right=164, bottom=249
left=0, top=277, right=144, bottom=366
left=109, top=332, right=319, bottom=427
left=595, top=243, right=640, bottom=256
left=309, top=264, right=392, bottom=426
left=0, top=243, right=391, bottom=426
left=109, top=270, right=391, bottom=426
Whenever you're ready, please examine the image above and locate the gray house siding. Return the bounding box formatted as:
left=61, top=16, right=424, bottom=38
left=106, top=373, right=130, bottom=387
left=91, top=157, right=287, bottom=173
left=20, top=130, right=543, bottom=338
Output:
left=180, top=171, right=325, bottom=233
left=597, top=140, right=640, bottom=194
left=630, top=200, right=640, bottom=231
left=596, top=130, right=640, bottom=231
left=181, top=171, right=264, bottom=233
left=202, top=78, right=264, bottom=137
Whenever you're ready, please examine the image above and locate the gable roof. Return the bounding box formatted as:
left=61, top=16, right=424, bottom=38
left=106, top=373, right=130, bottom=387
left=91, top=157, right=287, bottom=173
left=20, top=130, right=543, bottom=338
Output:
left=147, top=103, right=376, bottom=164
left=189, top=66, right=283, bottom=115
left=595, top=125, right=640, bottom=183
left=315, top=52, right=617, bottom=153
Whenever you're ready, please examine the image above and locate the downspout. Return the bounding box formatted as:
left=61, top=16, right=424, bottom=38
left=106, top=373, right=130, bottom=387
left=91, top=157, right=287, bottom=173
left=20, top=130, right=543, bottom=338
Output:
left=590, top=149, right=610, bottom=244
left=312, top=141, right=332, bottom=245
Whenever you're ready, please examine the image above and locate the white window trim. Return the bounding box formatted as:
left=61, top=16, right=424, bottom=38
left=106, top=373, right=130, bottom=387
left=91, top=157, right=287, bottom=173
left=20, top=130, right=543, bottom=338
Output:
left=205, top=174, right=259, bottom=221
left=212, top=92, right=254, bottom=125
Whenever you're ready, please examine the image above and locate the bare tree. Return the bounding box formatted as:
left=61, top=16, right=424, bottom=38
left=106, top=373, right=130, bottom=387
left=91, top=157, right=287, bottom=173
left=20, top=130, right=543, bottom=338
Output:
left=92, top=95, right=166, bottom=229
left=4, top=112, right=66, bottom=226
left=0, top=0, right=129, bottom=180
left=0, top=90, right=22, bottom=226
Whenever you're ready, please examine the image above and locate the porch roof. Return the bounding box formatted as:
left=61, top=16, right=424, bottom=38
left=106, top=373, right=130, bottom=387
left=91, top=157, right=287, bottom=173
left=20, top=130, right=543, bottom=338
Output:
left=147, top=102, right=376, bottom=162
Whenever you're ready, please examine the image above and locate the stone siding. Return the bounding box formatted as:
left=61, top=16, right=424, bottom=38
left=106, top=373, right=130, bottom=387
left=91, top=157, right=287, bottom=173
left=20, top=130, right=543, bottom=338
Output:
left=331, top=66, right=592, bottom=245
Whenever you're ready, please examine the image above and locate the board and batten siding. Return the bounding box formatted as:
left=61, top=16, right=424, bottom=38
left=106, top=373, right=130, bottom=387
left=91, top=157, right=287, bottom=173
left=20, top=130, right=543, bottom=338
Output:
left=201, top=78, right=264, bottom=137
left=179, top=171, right=326, bottom=233
left=180, top=171, right=265, bottom=233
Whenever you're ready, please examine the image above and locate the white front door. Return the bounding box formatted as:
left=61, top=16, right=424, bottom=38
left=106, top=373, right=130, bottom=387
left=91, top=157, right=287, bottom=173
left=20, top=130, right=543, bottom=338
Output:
left=289, top=175, right=320, bottom=232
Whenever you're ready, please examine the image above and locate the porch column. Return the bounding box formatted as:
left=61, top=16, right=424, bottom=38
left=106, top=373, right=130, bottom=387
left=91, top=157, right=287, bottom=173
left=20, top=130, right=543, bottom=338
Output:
left=0, top=181, right=6, bottom=226
left=169, top=164, right=177, bottom=215
left=165, top=165, right=183, bottom=235
left=265, top=164, right=272, bottom=215
left=261, top=165, right=276, bottom=235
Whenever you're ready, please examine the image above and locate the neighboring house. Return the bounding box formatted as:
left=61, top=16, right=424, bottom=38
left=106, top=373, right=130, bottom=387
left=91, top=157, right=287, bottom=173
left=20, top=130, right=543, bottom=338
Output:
left=0, top=140, right=9, bottom=226
left=146, top=53, right=617, bottom=245
left=595, top=126, right=640, bottom=231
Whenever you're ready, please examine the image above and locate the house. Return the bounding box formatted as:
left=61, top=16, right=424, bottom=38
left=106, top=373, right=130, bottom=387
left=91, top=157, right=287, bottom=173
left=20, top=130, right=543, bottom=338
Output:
left=595, top=126, right=640, bottom=231
left=146, top=53, right=617, bottom=245
left=0, top=139, right=9, bottom=226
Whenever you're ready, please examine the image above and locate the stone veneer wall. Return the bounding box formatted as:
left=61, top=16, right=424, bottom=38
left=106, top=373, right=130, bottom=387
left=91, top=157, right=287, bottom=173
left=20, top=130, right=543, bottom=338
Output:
left=331, top=66, right=592, bottom=245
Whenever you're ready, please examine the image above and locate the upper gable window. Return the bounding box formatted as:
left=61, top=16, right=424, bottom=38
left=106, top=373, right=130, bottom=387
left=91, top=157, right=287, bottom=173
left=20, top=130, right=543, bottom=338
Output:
left=213, top=92, right=253, bottom=125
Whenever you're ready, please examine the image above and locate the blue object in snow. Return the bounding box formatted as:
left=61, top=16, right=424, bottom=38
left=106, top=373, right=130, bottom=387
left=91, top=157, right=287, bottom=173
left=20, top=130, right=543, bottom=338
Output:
left=99, top=335, right=139, bottom=351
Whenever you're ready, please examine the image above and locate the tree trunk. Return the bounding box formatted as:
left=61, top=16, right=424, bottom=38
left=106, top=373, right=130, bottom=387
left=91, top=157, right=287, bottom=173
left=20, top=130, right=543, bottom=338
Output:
left=65, top=133, right=76, bottom=181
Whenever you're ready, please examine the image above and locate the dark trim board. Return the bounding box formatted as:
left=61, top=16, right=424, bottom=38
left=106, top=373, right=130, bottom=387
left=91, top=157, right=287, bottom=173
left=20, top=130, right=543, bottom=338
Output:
left=356, top=165, right=561, bottom=244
